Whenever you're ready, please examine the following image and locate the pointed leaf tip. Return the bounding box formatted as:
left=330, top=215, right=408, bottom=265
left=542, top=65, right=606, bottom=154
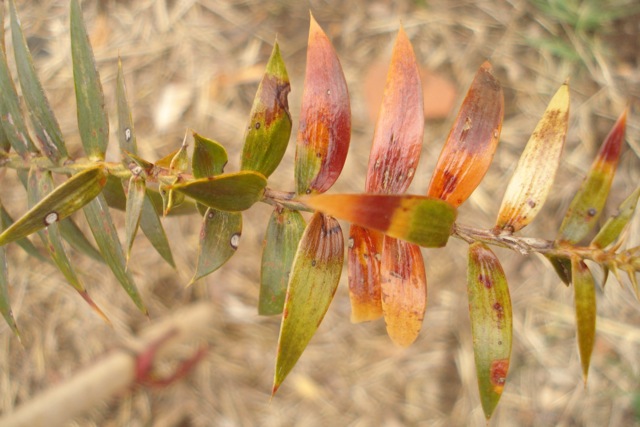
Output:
left=241, top=41, right=292, bottom=178
left=428, top=61, right=503, bottom=207
left=496, top=82, right=569, bottom=232
left=71, top=0, right=109, bottom=159
left=273, top=212, right=343, bottom=393
left=558, top=107, right=627, bottom=244
left=295, top=15, right=351, bottom=195
left=365, top=27, right=423, bottom=194
left=572, top=257, right=596, bottom=384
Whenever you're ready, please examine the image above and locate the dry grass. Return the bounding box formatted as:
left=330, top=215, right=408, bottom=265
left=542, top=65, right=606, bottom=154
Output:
left=1, top=0, right=640, bottom=425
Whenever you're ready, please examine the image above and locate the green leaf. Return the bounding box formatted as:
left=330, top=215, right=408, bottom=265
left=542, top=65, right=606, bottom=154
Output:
left=294, top=14, right=351, bottom=195
left=591, top=187, right=640, bottom=249
left=1, top=204, right=49, bottom=263
left=192, top=132, right=228, bottom=178
left=139, top=191, right=175, bottom=268
left=380, top=237, right=426, bottom=347
left=0, top=200, right=20, bottom=339
left=0, top=119, right=9, bottom=153
left=546, top=254, right=573, bottom=285
left=273, top=212, right=344, bottom=395
left=0, top=14, right=37, bottom=156
left=496, top=82, right=569, bottom=232
left=27, top=168, right=109, bottom=323
left=116, top=57, right=137, bottom=157
left=70, top=0, right=109, bottom=160
left=558, top=108, right=627, bottom=244
left=241, top=41, right=292, bottom=178
left=170, top=171, right=267, bottom=212
left=259, top=207, right=305, bottom=315
left=467, top=242, right=512, bottom=421
left=58, top=218, right=104, bottom=264
left=9, top=0, right=68, bottom=162
left=124, top=176, right=146, bottom=265
left=0, top=166, right=108, bottom=246
left=188, top=208, right=242, bottom=285
left=304, top=193, right=457, bottom=248
left=192, top=132, right=228, bottom=215
left=83, top=194, right=147, bottom=315
left=572, top=257, right=596, bottom=384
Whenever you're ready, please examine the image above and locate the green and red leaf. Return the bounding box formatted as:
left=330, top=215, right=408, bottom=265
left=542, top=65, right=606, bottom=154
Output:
left=273, top=212, right=344, bottom=395
left=169, top=171, right=267, bottom=212
left=365, top=27, right=423, bottom=194
left=27, top=168, right=109, bottom=324
left=467, top=242, right=512, bottom=420
left=241, top=41, right=292, bottom=178
left=348, top=225, right=383, bottom=322
left=259, top=207, right=306, bottom=315
left=572, top=257, right=596, bottom=384
left=305, top=193, right=456, bottom=248
left=381, top=237, right=426, bottom=347
left=427, top=62, right=503, bottom=207
left=0, top=166, right=108, bottom=247
left=70, top=0, right=109, bottom=160
left=496, top=82, right=570, bottom=232
left=294, top=14, right=350, bottom=195
left=188, top=208, right=242, bottom=285
left=558, top=107, right=628, bottom=244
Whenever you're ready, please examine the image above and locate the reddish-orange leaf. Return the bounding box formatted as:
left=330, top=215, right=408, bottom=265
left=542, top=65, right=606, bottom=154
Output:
left=427, top=61, right=503, bottom=207
left=305, top=193, right=456, bottom=248
left=380, top=237, right=427, bottom=347
left=348, top=225, right=383, bottom=323
left=294, top=14, right=351, bottom=195
left=365, top=26, right=423, bottom=194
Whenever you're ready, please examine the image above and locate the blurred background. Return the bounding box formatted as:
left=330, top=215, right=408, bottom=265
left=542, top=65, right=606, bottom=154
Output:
left=1, top=0, right=640, bottom=425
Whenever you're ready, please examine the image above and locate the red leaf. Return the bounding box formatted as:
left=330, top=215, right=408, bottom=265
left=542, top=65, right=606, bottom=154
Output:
left=365, top=27, right=423, bottom=194
left=294, top=14, right=350, bottom=195
left=427, top=61, right=503, bottom=207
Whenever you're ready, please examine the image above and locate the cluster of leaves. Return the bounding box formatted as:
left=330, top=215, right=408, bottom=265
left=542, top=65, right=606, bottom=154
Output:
left=0, top=0, right=637, bottom=421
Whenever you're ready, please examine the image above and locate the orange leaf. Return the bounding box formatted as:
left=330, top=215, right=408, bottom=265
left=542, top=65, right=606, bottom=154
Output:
left=365, top=27, right=423, bottom=194
left=380, top=237, right=427, bottom=347
left=427, top=61, right=503, bottom=207
left=348, top=225, right=383, bottom=323
left=294, top=14, right=350, bottom=195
